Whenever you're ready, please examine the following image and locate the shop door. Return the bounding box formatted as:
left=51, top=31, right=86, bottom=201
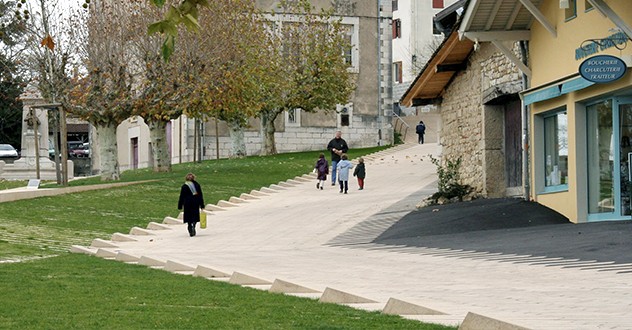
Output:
left=618, top=101, right=632, bottom=216
left=587, top=98, right=632, bottom=220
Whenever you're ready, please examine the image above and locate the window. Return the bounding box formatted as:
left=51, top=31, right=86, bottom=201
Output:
left=342, top=25, right=353, bottom=65
left=393, top=61, right=403, bottom=83
left=565, top=0, right=577, bottom=21
left=286, top=108, right=301, bottom=127
left=543, top=110, right=568, bottom=188
left=392, top=0, right=398, bottom=11
left=585, top=0, right=593, bottom=11
left=392, top=19, right=401, bottom=39
left=340, top=107, right=350, bottom=127
left=432, top=0, right=444, bottom=9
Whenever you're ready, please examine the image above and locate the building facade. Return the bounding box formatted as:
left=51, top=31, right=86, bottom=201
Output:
left=458, top=0, right=632, bottom=223
left=114, top=0, right=394, bottom=171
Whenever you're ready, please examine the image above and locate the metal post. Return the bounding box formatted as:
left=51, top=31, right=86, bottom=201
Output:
left=60, top=106, right=68, bottom=186
left=32, top=108, right=41, bottom=179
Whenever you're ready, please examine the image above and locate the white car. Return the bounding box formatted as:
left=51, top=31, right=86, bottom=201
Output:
left=0, top=144, right=18, bottom=159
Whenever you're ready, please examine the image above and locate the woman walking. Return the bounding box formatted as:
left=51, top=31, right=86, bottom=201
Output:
left=178, top=173, right=205, bottom=237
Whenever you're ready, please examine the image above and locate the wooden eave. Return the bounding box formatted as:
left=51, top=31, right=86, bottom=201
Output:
left=400, top=31, right=474, bottom=107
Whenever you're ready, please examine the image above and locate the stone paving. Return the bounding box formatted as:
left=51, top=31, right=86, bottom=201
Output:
left=71, top=143, right=632, bottom=329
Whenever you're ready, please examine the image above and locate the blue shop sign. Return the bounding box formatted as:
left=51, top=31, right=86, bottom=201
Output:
left=579, top=55, right=627, bottom=83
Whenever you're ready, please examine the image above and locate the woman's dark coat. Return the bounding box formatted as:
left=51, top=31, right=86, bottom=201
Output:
left=178, top=180, right=205, bottom=224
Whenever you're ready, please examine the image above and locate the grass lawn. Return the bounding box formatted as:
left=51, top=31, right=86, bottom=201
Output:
left=0, top=146, right=455, bottom=329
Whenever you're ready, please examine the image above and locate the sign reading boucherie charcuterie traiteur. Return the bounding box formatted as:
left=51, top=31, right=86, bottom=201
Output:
left=579, top=55, right=627, bottom=83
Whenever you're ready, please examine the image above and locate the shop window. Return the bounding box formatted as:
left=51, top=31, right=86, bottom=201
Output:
left=585, top=0, right=593, bottom=11
left=433, top=0, right=444, bottom=9
left=393, top=19, right=401, bottom=39
left=393, top=61, right=403, bottom=83
left=565, top=0, right=577, bottom=21
left=587, top=100, right=614, bottom=214
left=543, top=109, right=568, bottom=189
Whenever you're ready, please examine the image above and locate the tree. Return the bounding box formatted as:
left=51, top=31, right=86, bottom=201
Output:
left=0, top=0, right=26, bottom=150
left=183, top=0, right=270, bottom=158
left=67, top=0, right=137, bottom=181
left=257, top=0, right=356, bottom=155
left=147, top=0, right=209, bottom=61
left=128, top=4, right=187, bottom=172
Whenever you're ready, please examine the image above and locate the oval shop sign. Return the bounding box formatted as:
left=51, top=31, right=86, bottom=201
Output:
left=579, top=54, right=627, bottom=83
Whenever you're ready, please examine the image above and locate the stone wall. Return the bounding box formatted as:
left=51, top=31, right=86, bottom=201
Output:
left=439, top=42, right=522, bottom=196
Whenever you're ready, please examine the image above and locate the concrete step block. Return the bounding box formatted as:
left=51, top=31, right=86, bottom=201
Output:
left=382, top=298, right=446, bottom=315
left=96, top=248, right=118, bottom=259
left=177, top=212, right=184, bottom=219
left=228, top=196, right=247, bottom=204
left=260, top=187, right=279, bottom=194
left=243, top=284, right=272, bottom=291
left=163, top=216, right=181, bottom=224
left=147, top=222, right=172, bottom=230
left=111, top=233, right=138, bottom=242
left=277, top=181, right=295, bottom=188
left=305, top=172, right=317, bottom=178
left=70, top=245, right=96, bottom=255
left=164, top=260, right=196, bottom=272
left=90, top=238, right=119, bottom=248
left=229, top=272, right=272, bottom=285
left=193, top=265, right=231, bottom=278
left=269, top=279, right=320, bottom=294
left=116, top=252, right=140, bottom=262
left=129, top=227, right=155, bottom=236
left=248, top=190, right=269, bottom=197
left=458, top=312, right=531, bottom=330
left=268, top=184, right=286, bottom=191
left=293, top=176, right=310, bottom=182
left=285, top=179, right=302, bottom=185
left=319, top=287, right=377, bottom=304
left=239, top=193, right=260, bottom=200
left=217, top=200, right=239, bottom=208
left=138, top=256, right=166, bottom=267
left=205, top=204, right=227, bottom=211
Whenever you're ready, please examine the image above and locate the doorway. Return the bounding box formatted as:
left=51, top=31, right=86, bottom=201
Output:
left=587, top=97, right=632, bottom=220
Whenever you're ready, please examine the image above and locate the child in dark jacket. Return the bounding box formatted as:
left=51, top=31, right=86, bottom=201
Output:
left=353, top=157, right=366, bottom=190
left=314, top=153, right=329, bottom=190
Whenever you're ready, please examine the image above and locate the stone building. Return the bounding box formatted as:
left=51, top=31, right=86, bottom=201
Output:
left=459, top=0, right=632, bottom=223
left=114, top=0, right=394, bottom=171
left=401, top=15, right=525, bottom=197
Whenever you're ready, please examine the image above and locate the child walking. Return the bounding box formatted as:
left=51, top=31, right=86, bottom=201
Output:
left=314, top=153, right=328, bottom=190
left=353, top=157, right=366, bottom=190
left=336, top=153, right=353, bottom=194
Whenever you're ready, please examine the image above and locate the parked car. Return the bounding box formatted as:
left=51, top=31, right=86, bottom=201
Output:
left=0, top=144, right=19, bottom=159
left=69, top=142, right=90, bottom=158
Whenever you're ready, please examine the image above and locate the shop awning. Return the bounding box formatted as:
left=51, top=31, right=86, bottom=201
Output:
left=521, top=75, right=595, bottom=106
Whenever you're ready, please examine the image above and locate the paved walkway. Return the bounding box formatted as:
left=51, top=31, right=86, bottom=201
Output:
left=72, top=143, right=632, bottom=329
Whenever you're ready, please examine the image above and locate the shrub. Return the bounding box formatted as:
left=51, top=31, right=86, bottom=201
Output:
left=428, top=155, right=472, bottom=202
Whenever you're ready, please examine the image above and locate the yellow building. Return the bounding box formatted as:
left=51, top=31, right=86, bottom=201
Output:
left=460, top=0, right=632, bottom=222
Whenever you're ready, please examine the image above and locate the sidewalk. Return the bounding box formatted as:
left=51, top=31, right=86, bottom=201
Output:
left=72, top=143, right=632, bottom=329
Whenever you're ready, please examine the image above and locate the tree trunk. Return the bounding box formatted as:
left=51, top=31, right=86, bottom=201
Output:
left=228, top=119, right=247, bottom=157
left=95, top=122, right=120, bottom=181
left=148, top=119, right=171, bottom=172
left=260, top=110, right=282, bottom=156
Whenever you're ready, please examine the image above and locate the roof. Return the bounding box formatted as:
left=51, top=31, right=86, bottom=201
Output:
left=400, top=25, right=473, bottom=107
left=458, top=0, right=544, bottom=42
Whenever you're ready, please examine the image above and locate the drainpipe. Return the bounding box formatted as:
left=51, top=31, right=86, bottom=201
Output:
left=520, top=40, right=530, bottom=201
left=377, top=0, right=382, bottom=146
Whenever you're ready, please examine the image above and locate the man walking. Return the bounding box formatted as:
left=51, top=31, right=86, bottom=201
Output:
left=327, top=131, right=349, bottom=185
left=416, top=120, right=426, bottom=144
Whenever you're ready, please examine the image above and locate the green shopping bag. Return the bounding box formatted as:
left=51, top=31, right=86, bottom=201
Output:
left=200, top=210, right=207, bottom=229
